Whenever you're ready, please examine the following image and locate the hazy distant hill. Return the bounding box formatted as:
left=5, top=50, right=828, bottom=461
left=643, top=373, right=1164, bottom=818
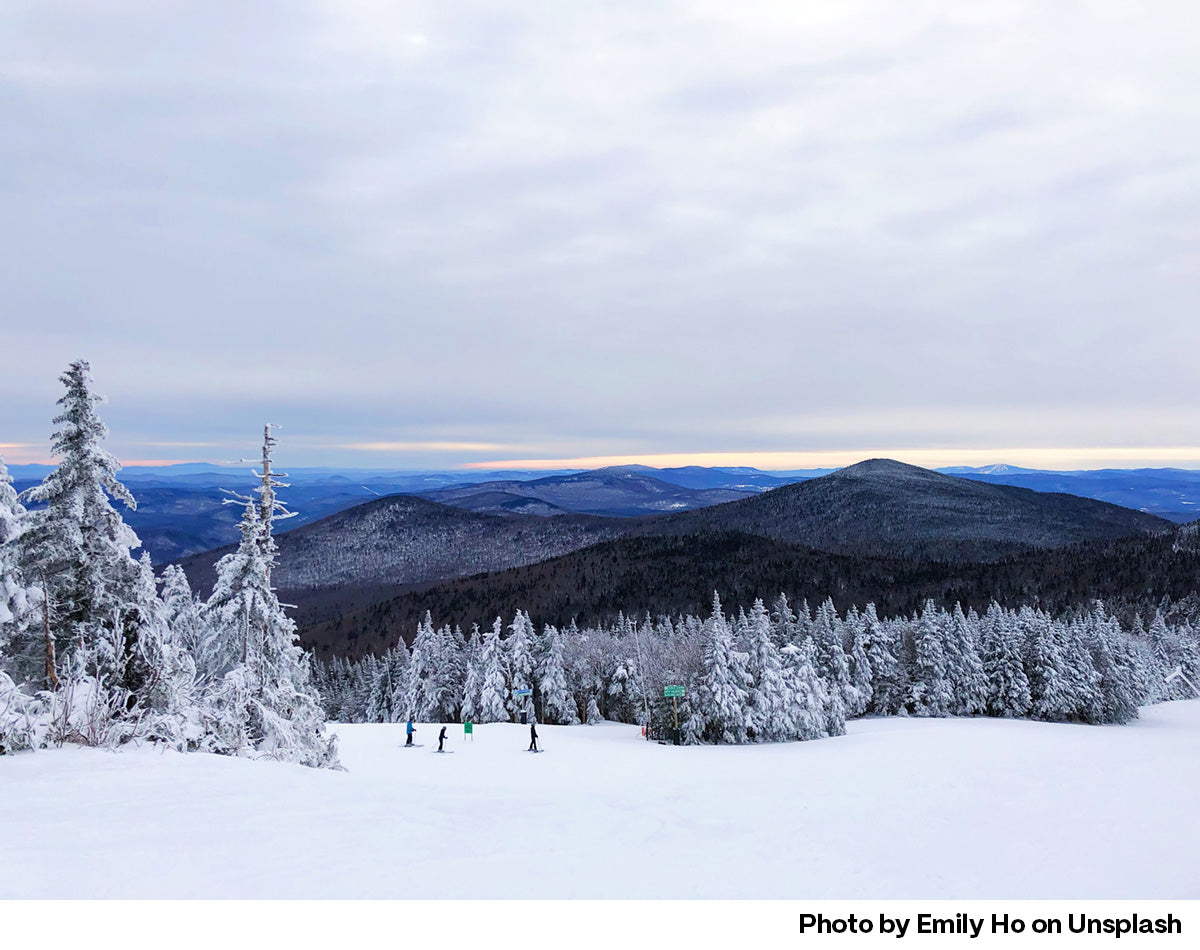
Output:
left=648, top=459, right=1170, bottom=561
left=945, top=466, right=1200, bottom=523
left=605, top=464, right=812, bottom=491
left=420, top=467, right=756, bottom=516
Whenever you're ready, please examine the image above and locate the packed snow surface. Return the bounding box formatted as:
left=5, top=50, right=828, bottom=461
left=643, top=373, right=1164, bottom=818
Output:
left=3, top=701, right=1199, bottom=898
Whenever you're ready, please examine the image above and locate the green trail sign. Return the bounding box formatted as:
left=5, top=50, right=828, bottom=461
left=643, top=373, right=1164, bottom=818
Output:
left=663, top=685, right=685, bottom=698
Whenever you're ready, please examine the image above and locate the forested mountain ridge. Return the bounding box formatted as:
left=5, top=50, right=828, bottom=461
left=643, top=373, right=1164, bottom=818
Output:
left=645, top=458, right=1170, bottom=561
left=178, top=493, right=626, bottom=599
left=298, top=528, right=1200, bottom=661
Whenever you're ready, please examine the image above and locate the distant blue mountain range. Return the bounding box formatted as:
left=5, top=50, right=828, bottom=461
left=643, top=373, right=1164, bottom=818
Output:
left=7, top=460, right=1199, bottom=565
left=940, top=466, right=1200, bottom=523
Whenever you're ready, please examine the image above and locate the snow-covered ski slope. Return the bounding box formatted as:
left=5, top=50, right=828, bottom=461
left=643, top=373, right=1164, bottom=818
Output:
left=3, top=701, right=1199, bottom=898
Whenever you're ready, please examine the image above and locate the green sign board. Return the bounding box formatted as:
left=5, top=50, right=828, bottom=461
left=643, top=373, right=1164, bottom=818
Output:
left=663, top=685, right=685, bottom=698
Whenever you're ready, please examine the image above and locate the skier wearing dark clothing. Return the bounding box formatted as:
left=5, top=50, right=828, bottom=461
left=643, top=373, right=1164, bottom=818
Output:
left=405, top=720, right=415, bottom=746
left=528, top=722, right=538, bottom=752
left=438, top=725, right=447, bottom=752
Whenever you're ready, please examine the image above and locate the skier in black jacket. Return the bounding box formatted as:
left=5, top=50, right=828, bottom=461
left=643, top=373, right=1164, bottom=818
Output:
left=528, top=721, right=538, bottom=752
left=437, top=725, right=447, bottom=752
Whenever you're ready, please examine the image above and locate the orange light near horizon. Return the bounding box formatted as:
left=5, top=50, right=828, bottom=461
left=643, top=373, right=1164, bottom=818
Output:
left=463, top=447, right=1200, bottom=471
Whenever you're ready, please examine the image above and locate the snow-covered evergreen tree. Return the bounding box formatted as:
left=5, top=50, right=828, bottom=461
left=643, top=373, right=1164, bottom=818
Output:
left=365, top=645, right=408, bottom=723
left=980, top=604, right=1032, bottom=718
left=700, top=593, right=750, bottom=744
left=843, top=606, right=873, bottom=718
left=863, top=606, right=904, bottom=716
left=1056, top=616, right=1103, bottom=722
left=945, top=604, right=987, bottom=716
left=910, top=601, right=954, bottom=717
left=460, top=624, right=483, bottom=723
left=0, top=668, right=49, bottom=753
left=782, top=637, right=838, bottom=739
left=203, top=501, right=270, bottom=678
left=811, top=598, right=852, bottom=712
left=744, top=598, right=789, bottom=740
left=200, top=430, right=338, bottom=769
left=400, top=611, right=440, bottom=721
left=1024, top=608, right=1075, bottom=722
left=159, top=565, right=209, bottom=674
left=19, top=361, right=142, bottom=688
left=1086, top=605, right=1143, bottom=724
left=769, top=592, right=799, bottom=649
left=538, top=624, right=578, bottom=725
left=0, top=458, right=43, bottom=686
left=505, top=610, right=536, bottom=720
left=125, top=553, right=198, bottom=746
left=476, top=617, right=508, bottom=723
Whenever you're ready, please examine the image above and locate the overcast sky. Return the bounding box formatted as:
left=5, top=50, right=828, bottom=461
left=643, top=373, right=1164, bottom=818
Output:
left=2, top=1, right=1198, bottom=471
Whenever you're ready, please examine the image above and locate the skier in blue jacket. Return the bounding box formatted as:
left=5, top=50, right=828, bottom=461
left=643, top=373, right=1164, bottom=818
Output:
left=405, top=720, right=415, bottom=746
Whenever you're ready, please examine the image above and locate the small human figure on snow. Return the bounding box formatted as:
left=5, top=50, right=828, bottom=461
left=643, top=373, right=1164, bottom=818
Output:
left=405, top=720, right=415, bottom=746
left=438, top=725, right=447, bottom=752
left=528, top=721, right=538, bottom=752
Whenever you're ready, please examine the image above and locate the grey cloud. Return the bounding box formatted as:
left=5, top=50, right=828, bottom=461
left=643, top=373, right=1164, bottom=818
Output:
left=2, top=1, right=1199, bottom=467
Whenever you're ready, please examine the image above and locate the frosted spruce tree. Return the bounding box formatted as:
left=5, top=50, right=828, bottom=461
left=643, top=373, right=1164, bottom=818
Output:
left=506, top=609, right=536, bottom=720
left=909, top=601, right=954, bottom=717
left=744, top=598, right=789, bottom=740
left=1058, top=616, right=1103, bottom=722
left=1085, top=605, right=1143, bottom=724
left=1024, top=608, right=1075, bottom=721
left=19, top=361, right=143, bottom=689
left=769, top=593, right=800, bottom=648
left=1, top=460, right=46, bottom=752
left=862, top=605, right=904, bottom=716
left=400, top=612, right=440, bottom=721
left=538, top=624, right=578, bottom=725
left=365, top=643, right=409, bottom=723
left=460, top=624, right=483, bottom=724
left=1, top=457, right=44, bottom=686
left=476, top=617, right=509, bottom=722
left=811, top=598, right=852, bottom=715
left=844, top=606, right=873, bottom=718
left=125, top=553, right=198, bottom=746
left=202, top=428, right=338, bottom=768
left=158, top=565, right=210, bottom=680
left=945, top=604, right=987, bottom=716
left=437, top=624, right=467, bottom=721
left=781, top=637, right=838, bottom=739
left=980, top=605, right=1031, bottom=718
left=700, top=594, right=750, bottom=744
